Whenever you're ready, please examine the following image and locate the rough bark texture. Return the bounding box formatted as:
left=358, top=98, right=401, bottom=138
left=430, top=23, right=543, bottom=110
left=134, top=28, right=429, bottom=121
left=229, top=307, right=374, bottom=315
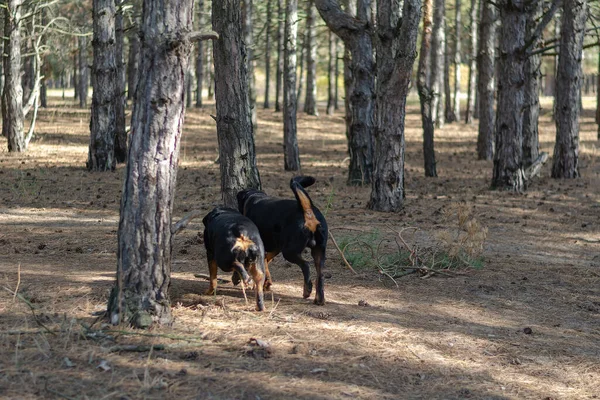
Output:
left=213, top=0, right=262, bottom=205
left=303, top=0, right=318, bottom=115
left=88, top=0, right=117, bottom=171
left=283, top=0, right=301, bottom=171
left=275, top=0, right=284, bottom=112
left=492, top=0, right=526, bottom=191
left=476, top=0, right=495, bottom=160
left=195, top=0, right=205, bottom=108
left=114, top=0, right=127, bottom=163
left=263, top=0, right=272, bottom=109
left=126, top=21, right=140, bottom=101
left=368, top=0, right=421, bottom=211
left=465, top=0, right=478, bottom=124
left=316, top=0, right=375, bottom=185
left=552, top=0, right=585, bottom=179
left=78, top=35, right=89, bottom=108
left=451, top=0, right=461, bottom=121
left=2, top=0, right=25, bottom=152
left=242, top=0, right=257, bottom=130
left=431, top=0, right=445, bottom=128
left=327, top=29, right=336, bottom=115
left=108, top=0, right=195, bottom=328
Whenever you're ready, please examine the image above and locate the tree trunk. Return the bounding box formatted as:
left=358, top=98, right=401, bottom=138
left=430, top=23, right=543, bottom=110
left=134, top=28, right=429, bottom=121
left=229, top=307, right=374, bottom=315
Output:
left=196, top=0, right=205, bottom=108
left=40, top=79, right=47, bottom=108
left=283, top=0, right=301, bottom=171
left=264, top=0, right=272, bottom=109
left=522, top=0, right=542, bottom=169
left=108, top=0, right=195, bottom=328
left=316, top=0, right=375, bottom=185
left=552, top=17, right=559, bottom=121
left=552, top=0, right=585, bottom=179
left=114, top=0, right=127, bottom=164
left=431, top=0, right=445, bottom=128
left=87, top=0, right=117, bottom=171
left=417, top=0, right=437, bottom=178
left=206, top=41, right=214, bottom=100
left=491, top=0, right=526, bottom=191
left=296, top=30, right=305, bottom=103
left=334, top=37, right=339, bottom=110
left=73, top=51, right=78, bottom=100
left=2, top=0, right=25, bottom=152
left=78, top=35, right=88, bottom=108
left=126, top=22, right=140, bottom=101
left=303, top=0, right=318, bottom=115
left=443, top=30, right=454, bottom=123
left=476, top=0, right=495, bottom=160
left=275, top=0, right=284, bottom=112
left=452, top=0, right=461, bottom=121
left=22, top=37, right=34, bottom=104
left=186, top=53, right=194, bottom=109
left=327, top=29, right=336, bottom=115
left=369, top=0, right=421, bottom=211
left=213, top=0, right=262, bottom=205
left=464, top=0, right=477, bottom=124
left=242, top=0, right=257, bottom=130
left=596, top=52, right=600, bottom=138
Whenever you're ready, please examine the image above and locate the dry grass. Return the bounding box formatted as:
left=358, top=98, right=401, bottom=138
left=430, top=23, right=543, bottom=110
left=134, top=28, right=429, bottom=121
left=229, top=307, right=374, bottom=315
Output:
left=0, top=94, right=599, bottom=399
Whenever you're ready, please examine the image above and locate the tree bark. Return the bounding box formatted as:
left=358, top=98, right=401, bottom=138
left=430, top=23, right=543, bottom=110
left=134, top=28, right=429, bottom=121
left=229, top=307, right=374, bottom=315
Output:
left=303, top=0, right=318, bottom=115
left=213, top=0, right=262, bottom=205
left=126, top=21, right=140, bottom=101
left=451, top=0, right=461, bottom=121
left=114, top=0, right=127, bottom=163
left=369, top=0, right=421, bottom=211
left=195, top=0, right=205, bottom=108
left=296, top=29, right=305, bottom=103
left=78, top=35, right=89, bottom=108
left=476, top=0, right=495, bottom=160
left=206, top=39, right=214, bottom=100
left=264, top=0, right=272, bottom=108
left=597, top=52, right=600, bottom=138
left=275, top=0, right=284, bottom=112
left=242, top=0, right=257, bottom=130
left=2, top=0, right=25, bottom=152
left=431, top=0, right=446, bottom=128
left=464, top=0, right=478, bottom=124
left=108, top=0, right=195, bottom=328
left=443, top=28, right=454, bottom=123
left=491, top=0, right=526, bottom=191
left=88, top=0, right=117, bottom=171
left=185, top=51, right=194, bottom=109
left=334, top=37, right=339, bottom=110
left=551, top=16, right=559, bottom=121
left=327, top=29, right=336, bottom=115
left=283, top=0, right=301, bottom=171
left=316, top=0, right=375, bottom=185
left=552, top=0, right=585, bottom=178
left=73, top=51, right=78, bottom=100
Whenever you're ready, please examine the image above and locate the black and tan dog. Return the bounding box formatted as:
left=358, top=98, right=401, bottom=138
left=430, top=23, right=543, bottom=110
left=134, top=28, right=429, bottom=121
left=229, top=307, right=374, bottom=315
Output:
left=237, top=176, right=328, bottom=305
left=202, top=207, right=266, bottom=311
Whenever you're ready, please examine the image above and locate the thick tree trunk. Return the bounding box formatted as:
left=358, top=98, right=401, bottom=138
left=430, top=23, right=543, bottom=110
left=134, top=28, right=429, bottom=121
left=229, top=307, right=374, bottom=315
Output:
left=491, top=0, right=526, bottom=191
left=283, top=0, right=301, bottom=171
left=213, top=0, right=262, bottom=205
left=417, top=0, right=437, bottom=178
left=552, top=17, right=559, bottom=121
left=242, top=0, right=257, bottom=130
left=476, top=0, right=495, bottom=160
left=552, top=0, right=585, bottom=178
left=78, top=36, right=88, bottom=108
left=2, top=0, right=25, bottom=152
left=452, top=0, right=461, bottom=121
left=369, top=0, right=421, bottom=211
left=464, top=0, right=477, bottom=124
left=196, top=0, right=205, bottom=108
left=126, top=22, right=140, bottom=101
left=316, top=0, right=375, bottom=185
left=114, top=0, right=127, bottom=163
left=327, top=29, right=336, bottom=115
left=88, top=0, right=117, bottom=171
left=264, top=0, right=272, bottom=108
left=108, top=0, right=195, bottom=328
left=275, top=0, right=284, bottom=112
left=431, top=0, right=445, bottom=128
left=303, top=0, right=318, bottom=116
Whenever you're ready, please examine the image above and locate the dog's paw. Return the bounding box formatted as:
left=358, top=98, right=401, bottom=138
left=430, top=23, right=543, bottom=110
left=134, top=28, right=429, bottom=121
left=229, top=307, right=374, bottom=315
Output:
left=204, top=288, right=216, bottom=296
left=303, top=281, right=313, bottom=299
left=263, top=280, right=273, bottom=291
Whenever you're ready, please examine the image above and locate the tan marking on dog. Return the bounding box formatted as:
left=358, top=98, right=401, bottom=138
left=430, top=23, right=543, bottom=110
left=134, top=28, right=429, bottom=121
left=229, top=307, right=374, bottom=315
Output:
left=296, top=190, right=319, bottom=233
left=204, top=259, right=218, bottom=295
left=232, top=234, right=255, bottom=252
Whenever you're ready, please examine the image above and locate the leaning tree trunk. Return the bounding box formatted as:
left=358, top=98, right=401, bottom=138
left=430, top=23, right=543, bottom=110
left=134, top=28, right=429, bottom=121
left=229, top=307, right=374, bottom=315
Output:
left=327, top=29, right=336, bottom=115
left=451, top=0, right=461, bottom=121
left=316, top=0, right=375, bottom=186
left=78, top=35, right=88, bottom=108
left=264, top=0, right=272, bottom=108
left=275, top=0, right=284, bottom=112
left=114, top=0, right=127, bottom=164
left=476, top=0, right=495, bottom=160
left=196, top=0, right=205, bottom=108
left=464, top=0, right=478, bottom=124
left=88, top=0, right=117, bottom=171
left=492, top=0, right=526, bottom=191
left=213, top=0, right=262, bottom=205
left=283, top=0, right=301, bottom=171
left=242, top=0, right=257, bottom=130
left=369, top=0, right=421, bottom=211
left=552, top=0, right=586, bottom=179
left=417, top=0, right=437, bottom=178
left=2, top=0, right=25, bottom=152
left=431, top=0, right=445, bottom=128
left=108, top=0, right=196, bottom=328
left=303, top=0, right=318, bottom=115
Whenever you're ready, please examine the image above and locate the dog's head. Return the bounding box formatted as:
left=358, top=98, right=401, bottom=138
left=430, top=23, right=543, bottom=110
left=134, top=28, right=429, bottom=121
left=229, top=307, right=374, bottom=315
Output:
left=236, top=189, right=264, bottom=215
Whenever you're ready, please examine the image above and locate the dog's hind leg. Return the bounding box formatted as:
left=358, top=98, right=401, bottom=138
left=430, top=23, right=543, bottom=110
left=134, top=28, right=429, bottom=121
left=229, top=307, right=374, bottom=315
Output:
left=311, top=247, right=326, bottom=305
left=283, top=252, right=313, bottom=299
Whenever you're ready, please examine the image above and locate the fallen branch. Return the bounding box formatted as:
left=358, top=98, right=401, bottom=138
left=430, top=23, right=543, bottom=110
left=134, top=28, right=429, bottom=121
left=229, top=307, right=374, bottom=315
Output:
left=194, top=273, right=231, bottom=284
left=523, top=152, right=549, bottom=181
left=328, top=230, right=357, bottom=275
left=107, top=344, right=166, bottom=353
left=172, top=210, right=203, bottom=235
left=13, top=264, right=21, bottom=302
left=2, top=286, right=56, bottom=336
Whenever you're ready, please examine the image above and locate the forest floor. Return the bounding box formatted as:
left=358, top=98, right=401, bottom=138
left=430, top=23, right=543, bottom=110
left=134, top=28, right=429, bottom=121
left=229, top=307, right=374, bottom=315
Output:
left=0, top=95, right=599, bottom=400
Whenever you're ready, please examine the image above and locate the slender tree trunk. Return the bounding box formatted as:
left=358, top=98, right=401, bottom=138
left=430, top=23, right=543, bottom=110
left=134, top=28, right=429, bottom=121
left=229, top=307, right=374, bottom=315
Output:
left=186, top=52, right=194, bottom=109
left=108, top=0, right=195, bottom=328
left=283, top=0, right=301, bottom=171
left=88, top=0, right=117, bottom=171
left=196, top=0, right=205, bottom=108
left=368, top=0, right=421, bottom=211
left=596, top=52, right=600, bottom=138
left=334, top=37, right=339, bottom=110
left=491, top=0, right=526, bottom=191
left=552, top=16, right=559, bottom=121
left=264, top=0, right=272, bottom=108
left=213, top=0, right=262, bottom=205
left=443, top=31, right=454, bottom=123
left=206, top=42, right=214, bottom=100
left=114, top=0, right=127, bottom=163
left=431, top=0, right=445, bottom=128
left=275, top=0, right=284, bottom=111
left=476, top=0, right=495, bottom=160
left=327, top=29, right=336, bottom=115
left=22, top=37, right=34, bottom=104
left=452, top=0, right=461, bottom=121
left=242, top=0, right=257, bottom=130
left=73, top=51, right=78, bottom=100
left=465, top=0, right=478, bottom=123
left=126, top=22, right=140, bottom=101
left=40, top=79, right=47, bottom=108
left=2, top=0, right=25, bottom=151
left=552, top=0, right=585, bottom=178
left=303, top=0, right=318, bottom=115
left=296, top=30, right=305, bottom=103
left=78, top=35, right=88, bottom=108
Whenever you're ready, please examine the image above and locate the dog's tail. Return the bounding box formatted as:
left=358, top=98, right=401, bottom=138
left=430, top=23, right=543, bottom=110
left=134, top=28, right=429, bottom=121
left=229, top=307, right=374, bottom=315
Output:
left=290, top=176, right=319, bottom=233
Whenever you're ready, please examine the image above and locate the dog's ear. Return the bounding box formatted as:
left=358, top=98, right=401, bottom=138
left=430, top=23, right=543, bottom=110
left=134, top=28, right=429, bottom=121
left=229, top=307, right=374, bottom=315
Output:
left=236, top=190, right=249, bottom=214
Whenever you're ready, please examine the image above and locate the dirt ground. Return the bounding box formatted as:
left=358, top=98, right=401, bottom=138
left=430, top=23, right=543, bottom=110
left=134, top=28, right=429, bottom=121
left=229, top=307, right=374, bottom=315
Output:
left=0, top=94, right=599, bottom=400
